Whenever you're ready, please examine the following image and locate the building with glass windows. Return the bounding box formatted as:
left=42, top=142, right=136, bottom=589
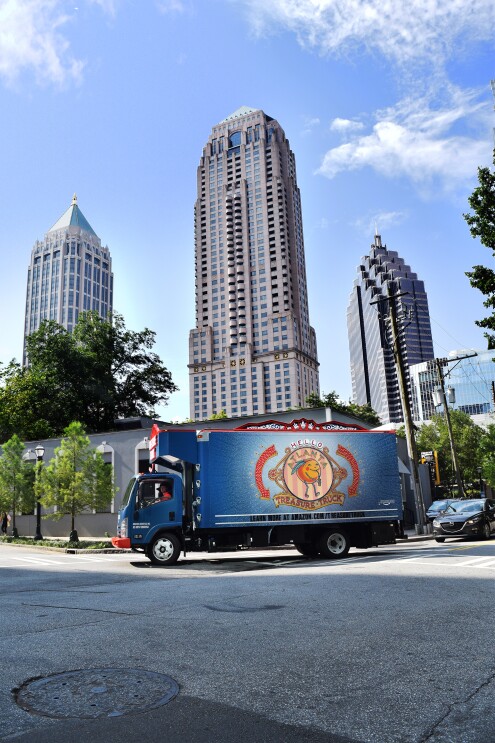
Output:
left=188, top=107, right=319, bottom=420
left=23, top=195, right=113, bottom=362
left=347, top=234, right=434, bottom=424
left=410, top=349, right=495, bottom=426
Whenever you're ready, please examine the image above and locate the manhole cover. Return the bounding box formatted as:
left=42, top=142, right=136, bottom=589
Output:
left=14, top=668, right=179, bottom=719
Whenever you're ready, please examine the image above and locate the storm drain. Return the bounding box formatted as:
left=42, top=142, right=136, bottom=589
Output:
left=14, top=668, right=179, bottom=719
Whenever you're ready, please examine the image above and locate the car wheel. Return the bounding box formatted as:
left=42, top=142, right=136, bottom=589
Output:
left=483, top=522, right=491, bottom=540
left=147, top=533, right=181, bottom=566
left=295, top=543, right=320, bottom=557
left=318, top=529, right=350, bottom=559
left=435, top=537, right=445, bottom=543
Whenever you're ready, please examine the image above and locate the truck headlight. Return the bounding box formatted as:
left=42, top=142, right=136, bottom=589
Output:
left=120, top=517, right=128, bottom=538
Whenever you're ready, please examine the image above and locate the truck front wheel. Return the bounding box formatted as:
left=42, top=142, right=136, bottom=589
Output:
left=318, top=529, right=350, bottom=559
left=147, top=533, right=181, bottom=566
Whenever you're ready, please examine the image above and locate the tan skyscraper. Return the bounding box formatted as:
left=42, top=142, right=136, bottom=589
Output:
left=189, top=107, right=319, bottom=420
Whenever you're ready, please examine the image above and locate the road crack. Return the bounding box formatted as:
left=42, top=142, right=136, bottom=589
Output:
left=420, top=668, right=495, bottom=742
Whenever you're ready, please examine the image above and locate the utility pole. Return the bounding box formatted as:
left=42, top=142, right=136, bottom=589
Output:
left=434, top=353, right=477, bottom=498
left=371, top=289, right=427, bottom=532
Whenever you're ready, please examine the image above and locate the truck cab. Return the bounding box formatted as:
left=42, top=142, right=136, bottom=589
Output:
left=113, top=472, right=185, bottom=564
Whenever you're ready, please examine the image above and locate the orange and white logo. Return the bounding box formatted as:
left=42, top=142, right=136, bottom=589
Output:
left=254, top=440, right=359, bottom=511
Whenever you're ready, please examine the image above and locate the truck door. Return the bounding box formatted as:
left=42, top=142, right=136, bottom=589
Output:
left=133, top=477, right=181, bottom=541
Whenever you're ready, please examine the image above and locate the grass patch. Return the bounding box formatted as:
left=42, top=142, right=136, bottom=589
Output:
left=0, top=536, right=113, bottom=550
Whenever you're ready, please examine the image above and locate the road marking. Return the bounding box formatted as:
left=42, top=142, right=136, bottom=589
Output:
left=9, top=556, right=65, bottom=565
left=454, top=556, right=495, bottom=567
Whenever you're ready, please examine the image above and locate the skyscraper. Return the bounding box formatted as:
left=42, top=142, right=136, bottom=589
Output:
left=189, top=106, right=319, bottom=421
left=23, top=195, right=113, bottom=361
left=347, top=234, right=434, bottom=423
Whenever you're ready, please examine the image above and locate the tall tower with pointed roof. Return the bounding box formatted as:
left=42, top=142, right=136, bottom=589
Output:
left=23, top=195, right=113, bottom=361
left=189, top=107, right=319, bottom=420
left=347, top=233, right=434, bottom=423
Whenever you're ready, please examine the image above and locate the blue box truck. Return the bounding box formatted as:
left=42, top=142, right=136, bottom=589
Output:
left=112, top=419, right=403, bottom=565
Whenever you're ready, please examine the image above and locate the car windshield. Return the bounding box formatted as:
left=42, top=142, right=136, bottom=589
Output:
left=429, top=501, right=450, bottom=511
left=445, top=501, right=483, bottom=514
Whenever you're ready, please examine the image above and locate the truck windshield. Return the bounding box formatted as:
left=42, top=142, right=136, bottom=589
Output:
left=121, top=477, right=136, bottom=509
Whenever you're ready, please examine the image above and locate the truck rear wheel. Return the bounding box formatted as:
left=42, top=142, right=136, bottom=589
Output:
left=295, top=543, right=320, bottom=558
left=318, top=529, right=350, bottom=559
left=147, top=533, right=181, bottom=566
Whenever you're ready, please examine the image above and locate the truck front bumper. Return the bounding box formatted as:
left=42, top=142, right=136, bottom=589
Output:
left=112, top=537, right=131, bottom=549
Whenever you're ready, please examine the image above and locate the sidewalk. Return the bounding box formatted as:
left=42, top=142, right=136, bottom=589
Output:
left=398, top=528, right=434, bottom=543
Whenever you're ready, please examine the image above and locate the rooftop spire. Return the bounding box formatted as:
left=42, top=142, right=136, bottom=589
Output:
left=48, top=195, right=97, bottom=236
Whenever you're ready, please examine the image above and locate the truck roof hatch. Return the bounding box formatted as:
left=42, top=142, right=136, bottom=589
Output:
left=154, top=455, right=183, bottom=472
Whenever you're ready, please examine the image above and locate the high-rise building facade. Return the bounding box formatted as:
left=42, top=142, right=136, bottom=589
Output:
left=347, top=234, right=434, bottom=423
left=410, top=350, right=495, bottom=426
left=189, top=107, right=319, bottom=420
left=24, top=195, right=113, bottom=361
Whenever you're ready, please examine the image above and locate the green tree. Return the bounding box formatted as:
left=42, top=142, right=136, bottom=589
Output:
left=0, top=434, right=35, bottom=536
left=463, top=150, right=495, bottom=349
left=415, top=410, right=484, bottom=493
left=0, top=311, right=178, bottom=439
left=208, top=410, right=227, bottom=420
left=303, top=391, right=381, bottom=427
left=479, top=424, right=495, bottom=489
left=38, top=422, right=116, bottom=540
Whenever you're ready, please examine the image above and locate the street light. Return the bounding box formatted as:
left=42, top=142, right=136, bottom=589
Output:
left=34, top=444, right=45, bottom=541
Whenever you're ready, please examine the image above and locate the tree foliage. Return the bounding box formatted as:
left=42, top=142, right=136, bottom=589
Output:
left=37, top=422, right=115, bottom=534
left=0, top=312, right=178, bottom=440
left=303, top=391, right=382, bottom=427
left=0, top=434, right=35, bottom=532
left=208, top=410, right=227, bottom=420
left=463, top=150, right=495, bottom=348
left=415, top=410, right=484, bottom=491
left=479, top=423, right=495, bottom=488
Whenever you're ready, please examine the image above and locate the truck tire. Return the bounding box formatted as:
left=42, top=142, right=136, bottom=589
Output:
left=318, top=529, right=350, bottom=559
left=295, top=543, right=320, bottom=558
left=147, top=533, right=181, bottom=566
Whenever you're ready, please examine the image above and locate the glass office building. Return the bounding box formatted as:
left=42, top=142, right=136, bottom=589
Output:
left=347, top=234, right=434, bottom=423
left=23, top=195, right=113, bottom=363
left=410, top=350, right=495, bottom=425
left=189, top=107, right=319, bottom=421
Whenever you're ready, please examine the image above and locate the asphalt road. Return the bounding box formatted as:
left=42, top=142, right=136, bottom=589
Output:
left=1, top=539, right=495, bottom=743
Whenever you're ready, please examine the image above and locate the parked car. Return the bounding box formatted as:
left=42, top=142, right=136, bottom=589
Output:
left=433, top=499, right=495, bottom=542
left=426, top=499, right=460, bottom=522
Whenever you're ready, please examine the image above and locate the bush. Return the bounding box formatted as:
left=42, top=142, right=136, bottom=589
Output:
left=0, top=535, right=113, bottom=549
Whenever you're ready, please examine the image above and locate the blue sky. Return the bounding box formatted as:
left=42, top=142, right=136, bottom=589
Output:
left=0, top=0, right=493, bottom=421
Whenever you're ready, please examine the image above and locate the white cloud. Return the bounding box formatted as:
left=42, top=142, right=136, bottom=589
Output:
left=89, top=0, right=118, bottom=15
left=0, top=0, right=84, bottom=86
left=301, top=115, right=320, bottom=135
left=0, top=0, right=116, bottom=88
left=354, top=210, right=408, bottom=235
left=156, top=0, right=191, bottom=13
left=240, top=0, right=495, bottom=67
left=317, top=88, right=492, bottom=191
left=330, top=117, right=364, bottom=133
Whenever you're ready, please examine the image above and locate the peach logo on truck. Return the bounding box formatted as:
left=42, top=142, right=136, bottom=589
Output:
left=255, top=440, right=360, bottom=511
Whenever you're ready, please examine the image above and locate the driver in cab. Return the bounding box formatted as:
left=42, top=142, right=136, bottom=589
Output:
left=158, top=482, right=173, bottom=501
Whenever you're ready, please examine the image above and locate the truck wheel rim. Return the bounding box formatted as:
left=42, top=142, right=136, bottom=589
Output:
left=327, top=534, right=346, bottom=554
left=153, top=538, right=174, bottom=561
